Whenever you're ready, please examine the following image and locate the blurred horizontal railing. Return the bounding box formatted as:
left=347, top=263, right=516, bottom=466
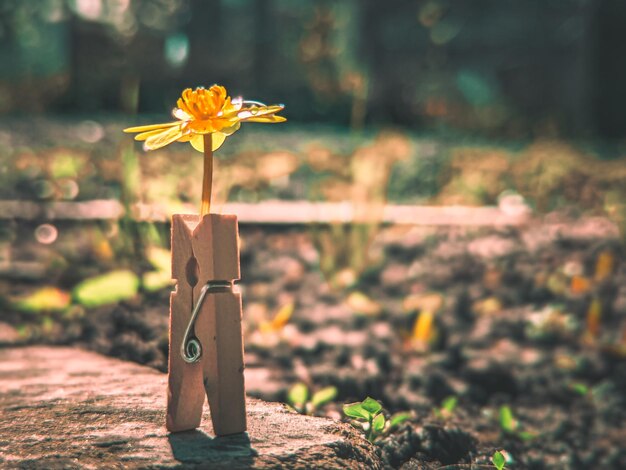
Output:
left=0, top=200, right=531, bottom=226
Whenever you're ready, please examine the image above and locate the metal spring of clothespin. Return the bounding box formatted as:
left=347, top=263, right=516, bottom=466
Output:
left=181, top=280, right=234, bottom=363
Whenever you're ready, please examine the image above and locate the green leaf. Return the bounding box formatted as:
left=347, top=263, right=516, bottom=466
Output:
left=12, top=287, right=71, bottom=313
left=343, top=403, right=370, bottom=420
left=491, top=450, right=506, bottom=470
left=441, top=396, right=458, bottom=413
left=499, top=406, right=516, bottom=433
left=311, top=386, right=337, bottom=408
left=142, top=270, right=173, bottom=292
left=287, top=383, right=309, bottom=408
left=569, top=382, right=589, bottom=396
left=372, top=413, right=386, bottom=433
left=141, top=247, right=173, bottom=292
left=73, top=270, right=139, bottom=308
left=147, top=246, right=171, bottom=272
left=361, top=397, right=382, bottom=415
left=389, top=412, right=412, bottom=428
left=518, top=430, right=536, bottom=441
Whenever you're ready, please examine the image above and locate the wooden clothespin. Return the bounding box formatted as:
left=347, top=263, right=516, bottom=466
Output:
left=122, top=85, right=285, bottom=436
left=167, top=213, right=246, bottom=435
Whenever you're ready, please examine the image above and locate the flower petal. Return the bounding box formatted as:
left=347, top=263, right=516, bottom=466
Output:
left=144, top=126, right=185, bottom=150
left=220, top=121, right=241, bottom=136
left=172, top=108, right=191, bottom=120
left=212, top=133, right=227, bottom=151
left=231, top=96, right=244, bottom=110
left=134, top=128, right=171, bottom=141
left=244, top=115, right=287, bottom=123
left=124, top=122, right=179, bottom=133
left=189, top=133, right=228, bottom=153
left=189, top=134, right=203, bottom=152
left=236, top=105, right=285, bottom=121
left=177, top=88, right=195, bottom=117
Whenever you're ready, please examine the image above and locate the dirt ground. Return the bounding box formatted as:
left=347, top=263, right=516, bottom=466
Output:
left=3, top=214, right=626, bottom=469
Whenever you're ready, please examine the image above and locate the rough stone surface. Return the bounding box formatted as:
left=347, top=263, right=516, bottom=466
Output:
left=0, top=346, right=381, bottom=469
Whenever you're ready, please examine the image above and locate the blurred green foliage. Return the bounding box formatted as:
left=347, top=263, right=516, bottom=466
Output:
left=287, top=382, right=338, bottom=415
left=12, top=286, right=71, bottom=313
left=72, top=269, right=139, bottom=308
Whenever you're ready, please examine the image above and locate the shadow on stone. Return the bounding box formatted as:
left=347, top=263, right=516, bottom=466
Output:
left=168, top=430, right=257, bottom=464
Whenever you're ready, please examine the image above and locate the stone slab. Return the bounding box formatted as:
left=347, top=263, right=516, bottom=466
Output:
left=0, top=346, right=380, bottom=469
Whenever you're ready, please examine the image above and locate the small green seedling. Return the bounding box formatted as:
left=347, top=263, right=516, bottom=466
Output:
left=499, top=405, right=536, bottom=441
left=343, top=397, right=385, bottom=442
left=389, top=411, right=412, bottom=429
left=499, top=405, right=515, bottom=433
left=287, top=382, right=337, bottom=415
left=433, top=395, right=458, bottom=420
left=491, top=450, right=507, bottom=470
left=568, top=382, right=590, bottom=396
left=343, top=397, right=411, bottom=443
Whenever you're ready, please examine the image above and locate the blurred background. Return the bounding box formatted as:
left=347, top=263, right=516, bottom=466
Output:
left=3, top=0, right=626, bottom=135
left=1, top=1, right=626, bottom=466
left=1, top=0, right=626, bottom=202
left=1, top=0, right=625, bottom=215
left=1, top=0, right=626, bottom=136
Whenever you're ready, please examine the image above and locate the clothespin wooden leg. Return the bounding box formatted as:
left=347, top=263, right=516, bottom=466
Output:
left=167, top=214, right=247, bottom=436
left=167, top=215, right=205, bottom=432
left=197, top=288, right=246, bottom=436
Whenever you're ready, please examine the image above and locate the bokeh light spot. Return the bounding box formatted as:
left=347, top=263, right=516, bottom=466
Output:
left=35, top=224, right=58, bottom=245
left=419, top=1, right=444, bottom=27
left=430, top=20, right=461, bottom=45
left=72, top=0, right=103, bottom=21
left=34, top=180, right=55, bottom=200
left=76, top=120, right=104, bottom=143
left=456, top=70, right=496, bottom=107
left=165, top=33, right=189, bottom=68
left=58, top=179, right=80, bottom=200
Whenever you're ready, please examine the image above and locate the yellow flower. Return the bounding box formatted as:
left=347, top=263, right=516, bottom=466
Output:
left=123, top=85, right=286, bottom=152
